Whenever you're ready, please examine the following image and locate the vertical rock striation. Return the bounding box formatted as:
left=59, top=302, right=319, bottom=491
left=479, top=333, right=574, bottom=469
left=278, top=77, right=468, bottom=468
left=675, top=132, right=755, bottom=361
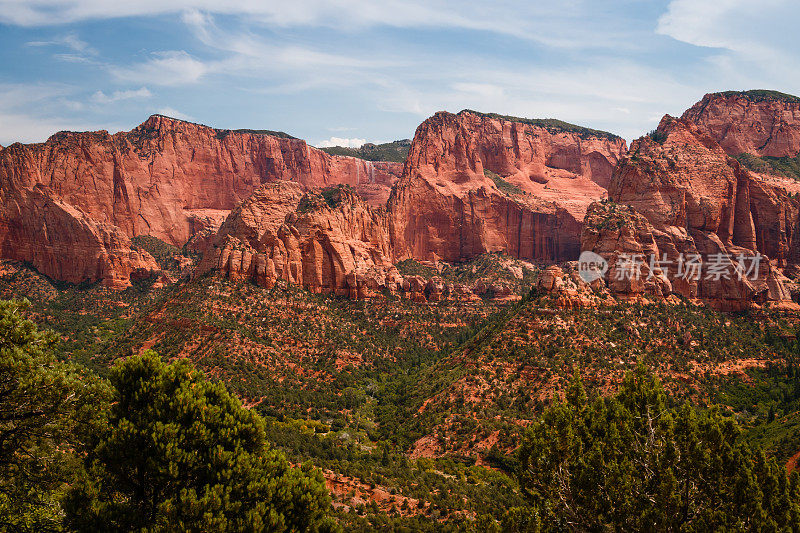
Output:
left=196, top=182, right=402, bottom=298
left=0, top=115, right=401, bottom=287
left=388, top=110, right=627, bottom=263
left=582, top=114, right=799, bottom=310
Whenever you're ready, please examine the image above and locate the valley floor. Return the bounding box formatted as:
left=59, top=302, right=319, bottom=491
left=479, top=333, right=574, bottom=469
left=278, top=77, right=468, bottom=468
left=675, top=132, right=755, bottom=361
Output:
left=3, top=250, right=800, bottom=530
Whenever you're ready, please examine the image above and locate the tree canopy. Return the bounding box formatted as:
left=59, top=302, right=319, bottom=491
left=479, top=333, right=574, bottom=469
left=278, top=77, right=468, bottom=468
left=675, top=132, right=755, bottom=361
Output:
left=517, top=366, right=800, bottom=532
left=64, top=351, right=337, bottom=532
left=0, top=299, right=108, bottom=532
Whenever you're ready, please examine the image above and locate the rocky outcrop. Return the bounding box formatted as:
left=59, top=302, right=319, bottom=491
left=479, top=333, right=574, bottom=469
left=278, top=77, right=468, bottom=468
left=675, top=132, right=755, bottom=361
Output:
left=534, top=263, right=611, bottom=308
left=389, top=110, right=627, bottom=264
left=0, top=186, right=159, bottom=290
left=196, top=182, right=403, bottom=298
left=582, top=116, right=799, bottom=310
left=195, top=180, right=534, bottom=301
left=682, top=91, right=800, bottom=158
left=350, top=161, right=403, bottom=206
left=0, top=115, right=401, bottom=287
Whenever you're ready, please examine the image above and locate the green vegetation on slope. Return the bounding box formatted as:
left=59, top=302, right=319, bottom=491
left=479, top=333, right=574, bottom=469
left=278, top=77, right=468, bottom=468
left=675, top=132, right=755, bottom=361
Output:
left=715, top=359, right=800, bottom=464
left=735, top=152, right=800, bottom=180
left=131, top=234, right=181, bottom=271
left=388, top=293, right=800, bottom=463
left=483, top=169, right=524, bottom=196
left=0, top=300, right=333, bottom=532
left=65, top=352, right=334, bottom=532
left=0, top=299, right=109, bottom=531
left=4, top=255, right=800, bottom=530
left=459, top=109, right=622, bottom=141
left=715, top=89, right=800, bottom=104
left=518, top=367, right=800, bottom=532
left=395, top=252, right=538, bottom=296
left=215, top=128, right=296, bottom=140
left=319, top=139, right=411, bottom=163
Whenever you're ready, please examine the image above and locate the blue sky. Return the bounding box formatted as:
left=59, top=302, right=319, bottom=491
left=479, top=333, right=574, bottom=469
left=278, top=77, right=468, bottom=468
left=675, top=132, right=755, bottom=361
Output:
left=1, top=0, right=799, bottom=147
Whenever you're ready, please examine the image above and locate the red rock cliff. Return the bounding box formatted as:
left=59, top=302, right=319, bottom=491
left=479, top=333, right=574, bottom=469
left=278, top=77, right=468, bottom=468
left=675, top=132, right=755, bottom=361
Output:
left=389, top=110, right=627, bottom=263
left=682, top=90, right=800, bottom=158
left=196, top=182, right=401, bottom=298
left=582, top=115, right=799, bottom=310
left=0, top=115, right=401, bottom=287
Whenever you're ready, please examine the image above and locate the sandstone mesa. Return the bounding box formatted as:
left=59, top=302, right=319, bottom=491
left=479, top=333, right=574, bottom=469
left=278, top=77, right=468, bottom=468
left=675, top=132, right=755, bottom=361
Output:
left=0, top=115, right=400, bottom=288
left=3, top=91, right=800, bottom=309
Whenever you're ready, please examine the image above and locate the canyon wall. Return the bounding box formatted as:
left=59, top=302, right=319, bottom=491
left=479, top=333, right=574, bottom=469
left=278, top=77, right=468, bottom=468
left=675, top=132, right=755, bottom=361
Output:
left=7, top=91, right=800, bottom=307
left=682, top=91, right=800, bottom=158
left=582, top=114, right=799, bottom=310
left=0, top=115, right=401, bottom=287
left=389, top=110, right=627, bottom=263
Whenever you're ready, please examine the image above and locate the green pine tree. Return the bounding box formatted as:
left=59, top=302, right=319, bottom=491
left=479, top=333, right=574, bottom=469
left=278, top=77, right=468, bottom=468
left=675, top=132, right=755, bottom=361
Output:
left=64, top=351, right=338, bottom=532
left=0, top=299, right=109, bottom=532
left=516, top=365, right=800, bottom=532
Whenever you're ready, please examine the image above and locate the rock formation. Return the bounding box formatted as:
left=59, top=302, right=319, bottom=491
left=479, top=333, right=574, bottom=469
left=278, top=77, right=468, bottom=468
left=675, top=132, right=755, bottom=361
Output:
left=8, top=93, right=800, bottom=308
left=195, top=181, right=535, bottom=302
left=0, top=115, right=401, bottom=287
left=582, top=115, right=799, bottom=310
left=196, top=182, right=403, bottom=298
left=0, top=186, right=159, bottom=290
left=534, top=263, right=611, bottom=308
left=682, top=90, right=800, bottom=158
left=389, top=110, right=627, bottom=264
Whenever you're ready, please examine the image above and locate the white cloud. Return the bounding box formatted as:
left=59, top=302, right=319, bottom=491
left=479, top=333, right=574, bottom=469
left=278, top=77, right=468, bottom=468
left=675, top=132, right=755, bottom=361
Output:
left=91, top=87, right=152, bottom=104
left=0, top=83, right=121, bottom=145
left=657, top=0, right=800, bottom=69
left=656, top=0, right=789, bottom=52
left=0, top=2, right=648, bottom=50
left=110, top=51, right=209, bottom=86
left=156, top=107, right=194, bottom=121
left=52, top=53, right=99, bottom=64
left=183, top=11, right=398, bottom=70
left=656, top=0, right=800, bottom=99
left=317, top=137, right=367, bottom=148
left=26, top=32, right=96, bottom=54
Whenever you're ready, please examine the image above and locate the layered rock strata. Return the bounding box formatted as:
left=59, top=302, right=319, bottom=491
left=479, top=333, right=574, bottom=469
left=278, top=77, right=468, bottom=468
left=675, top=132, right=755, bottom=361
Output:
left=389, top=110, right=627, bottom=264
left=581, top=115, right=799, bottom=310
left=682, top=91, right=800, bottom=158
left=0, top=115, right=401, bottom=287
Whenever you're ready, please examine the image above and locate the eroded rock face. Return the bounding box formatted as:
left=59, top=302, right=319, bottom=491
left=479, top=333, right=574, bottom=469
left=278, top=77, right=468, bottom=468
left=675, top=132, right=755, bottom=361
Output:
left=582, top=116, right=799, bottom=310
left=196, top=181, right=535, bottom=301
left=0, top=186, right=159, bottom=290
left=389, top=110, right=627, bottom=264
left=534, top=263, right=610, bottom=308
left=196, top=182, right=402, bottom=298
left=0, top=115, right=401, bottom=287
left=682, top=91, right=800, bottom=158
